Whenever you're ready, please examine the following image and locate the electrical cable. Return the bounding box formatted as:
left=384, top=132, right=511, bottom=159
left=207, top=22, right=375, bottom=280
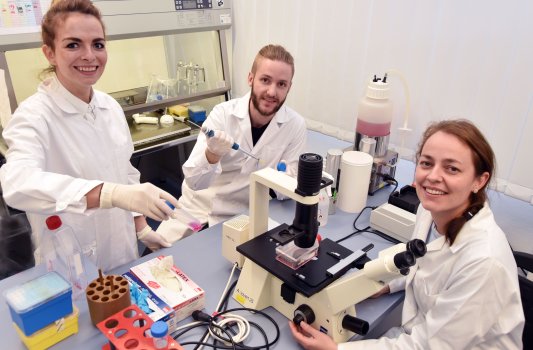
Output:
left=172, top=263, right=280, bottom=350
left=352, top=206, right=377, bottom=231
left=196, top=262, right=239, bottom=350
left=176, top=308, right=280, bottom=350
left=336, top=201, right=402, bottom=244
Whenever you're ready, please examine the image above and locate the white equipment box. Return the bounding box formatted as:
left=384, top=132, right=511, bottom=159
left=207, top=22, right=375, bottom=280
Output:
left=370, top=203, right=416, bottom=242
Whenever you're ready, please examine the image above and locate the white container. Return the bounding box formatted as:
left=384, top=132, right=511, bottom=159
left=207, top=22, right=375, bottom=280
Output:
left=40, top=216, right=88, bottom=299
left=336, top=151, right=373, bottom=213
left=355, top=77, right=393, bottom=137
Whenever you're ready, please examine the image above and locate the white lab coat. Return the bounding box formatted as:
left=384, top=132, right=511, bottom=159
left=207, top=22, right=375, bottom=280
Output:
left=0, top=76, right=139, bottom=272
left=157, top=92, right=306, bottom=242
left=339, top=204, right=524, bottom=350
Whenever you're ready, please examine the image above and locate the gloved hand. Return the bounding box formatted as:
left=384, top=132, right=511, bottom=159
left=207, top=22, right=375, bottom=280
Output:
left=204, top=128, right=234, bottom=157
left=100, top=182, right=179, bottom=221
left=136, top=225, right=171, bottom=251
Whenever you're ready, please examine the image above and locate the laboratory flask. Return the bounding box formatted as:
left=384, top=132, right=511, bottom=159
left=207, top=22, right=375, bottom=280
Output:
left=354, top=75, right=393, bottom=157
left=40, top=215, right=88, bottom=299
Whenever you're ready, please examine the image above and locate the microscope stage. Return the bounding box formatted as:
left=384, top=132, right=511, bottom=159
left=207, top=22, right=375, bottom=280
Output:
left=237, top=224, right=362, bottom=297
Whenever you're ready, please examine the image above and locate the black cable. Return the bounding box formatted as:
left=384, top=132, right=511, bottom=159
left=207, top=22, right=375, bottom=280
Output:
left=336, top=226, right=369, bottom=244
left=352, top=206, right=377, bottom=231
left=173, top=307, right=280, bottom=350
left=207, top=322, right=238, bottom=350
left=337, top=228, right=401, bottom=245
left=379, top=173, right=399, bottom=196
left=219, top=280, right=238, bottom=312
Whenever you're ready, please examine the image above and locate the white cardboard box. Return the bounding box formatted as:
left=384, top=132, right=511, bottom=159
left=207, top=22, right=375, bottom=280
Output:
left=125, top=256, right=205, bottom=332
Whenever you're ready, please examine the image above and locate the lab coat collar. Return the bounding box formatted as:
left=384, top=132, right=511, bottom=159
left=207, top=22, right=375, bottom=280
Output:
left=234, top=91, right=292, bottom=124
left=39, top=75, right=110, bottom=115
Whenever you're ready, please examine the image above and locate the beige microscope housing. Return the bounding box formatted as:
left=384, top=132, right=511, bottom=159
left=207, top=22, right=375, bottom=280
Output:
left=231, top=167, right=419, bottom=342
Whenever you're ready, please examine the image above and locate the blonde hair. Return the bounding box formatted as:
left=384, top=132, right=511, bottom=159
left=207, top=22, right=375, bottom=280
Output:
left=251, top=44, right=295, bottom=77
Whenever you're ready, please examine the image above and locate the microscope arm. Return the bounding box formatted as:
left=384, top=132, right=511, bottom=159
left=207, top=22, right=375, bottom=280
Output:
left=316, top=242, right=415, bottom=316
left=249, top=167, right=318, bottom=240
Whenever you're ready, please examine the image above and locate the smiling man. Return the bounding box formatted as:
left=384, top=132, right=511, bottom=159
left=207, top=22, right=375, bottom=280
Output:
left=157, top=44, right=307, bottom=243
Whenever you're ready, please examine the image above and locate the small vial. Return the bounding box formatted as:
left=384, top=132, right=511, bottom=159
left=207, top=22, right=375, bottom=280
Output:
left=151, top=321, right=168, bottom=349
left=165, top=201, right=203, bottom=232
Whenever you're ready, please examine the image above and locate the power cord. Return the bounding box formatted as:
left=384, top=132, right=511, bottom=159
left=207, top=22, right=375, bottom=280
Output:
left=380, top=173, right=399, bottom=198
left=172, top=262, right=280, bottom=349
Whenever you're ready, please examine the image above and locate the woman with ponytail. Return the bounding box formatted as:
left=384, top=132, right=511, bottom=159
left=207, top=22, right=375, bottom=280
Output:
left=291, top=119, right=524, bottom=349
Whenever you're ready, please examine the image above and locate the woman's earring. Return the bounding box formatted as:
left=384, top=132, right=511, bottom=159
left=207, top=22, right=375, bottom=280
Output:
left=473, top=188, right=478, bottom=194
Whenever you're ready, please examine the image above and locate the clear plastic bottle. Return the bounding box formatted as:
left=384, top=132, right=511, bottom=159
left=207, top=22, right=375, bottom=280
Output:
left=355, top=74, right=393, bottom=157
left=40, top=215, right=88, bottom=299
left=355, top=75, right=393, bottom=137
left=151, top=321, right=168, bottom=349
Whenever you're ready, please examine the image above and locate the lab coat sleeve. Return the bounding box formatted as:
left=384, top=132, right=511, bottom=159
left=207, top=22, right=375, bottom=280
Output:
left=388, top=276, right=406, bottom=293
left=182, top=106, right=225, bottom=190
left=274, top=116, right=307, bottom=200
left=0, top=111, right=101, bottom=214
left=338, top=258, right=520, bottom=350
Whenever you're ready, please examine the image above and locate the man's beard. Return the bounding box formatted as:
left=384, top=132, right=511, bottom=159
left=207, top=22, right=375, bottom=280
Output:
left=250, top=85, right=286, bottom=117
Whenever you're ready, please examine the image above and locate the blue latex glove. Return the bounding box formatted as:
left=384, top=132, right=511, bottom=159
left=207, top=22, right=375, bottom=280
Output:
left=129, top=280, right=151, bottom=314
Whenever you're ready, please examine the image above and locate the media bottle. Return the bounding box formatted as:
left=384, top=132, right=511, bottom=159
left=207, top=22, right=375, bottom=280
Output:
left=354, top=74, right=393, bottom=157
left=40, top=215, right=88, bottom=299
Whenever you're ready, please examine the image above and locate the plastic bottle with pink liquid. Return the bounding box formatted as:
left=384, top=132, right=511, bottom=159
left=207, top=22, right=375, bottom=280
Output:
left=355, top=74, right=393, bottom=156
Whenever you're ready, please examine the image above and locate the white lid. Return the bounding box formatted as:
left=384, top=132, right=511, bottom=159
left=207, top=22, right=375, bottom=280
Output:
left=366, top=80, right=390, bottom=100
left=341, top=151, right=373, bottom=166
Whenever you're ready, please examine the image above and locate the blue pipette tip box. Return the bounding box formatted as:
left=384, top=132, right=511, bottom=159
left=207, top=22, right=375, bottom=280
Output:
left=188, top=105, right=207, bottom=123
left=4, top=271, right=73, bottom=336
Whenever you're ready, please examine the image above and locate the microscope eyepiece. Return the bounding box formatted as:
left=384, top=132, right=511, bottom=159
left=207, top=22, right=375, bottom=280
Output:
left=393, top=251, right=416, bottom=270
left=406, top=239, right=427, bottom=258
left=295, top=153, right=323, bottom=196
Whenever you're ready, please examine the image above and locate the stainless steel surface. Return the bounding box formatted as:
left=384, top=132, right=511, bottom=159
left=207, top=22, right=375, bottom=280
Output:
left=369, top=150, right=399, bottom=195
left=354, top=132, right=390, bottom=158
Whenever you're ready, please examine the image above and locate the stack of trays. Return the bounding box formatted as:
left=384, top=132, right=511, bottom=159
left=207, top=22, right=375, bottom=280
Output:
left=4, top=272, right=78, bottom=350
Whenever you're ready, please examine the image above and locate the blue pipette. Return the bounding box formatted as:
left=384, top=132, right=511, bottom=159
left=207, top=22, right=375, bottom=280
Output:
left=202, top=127, right=259, bottom=160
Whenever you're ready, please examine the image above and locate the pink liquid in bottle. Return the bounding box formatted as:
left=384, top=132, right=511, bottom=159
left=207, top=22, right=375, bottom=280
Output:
left=356, top=119, right=391, bottom=137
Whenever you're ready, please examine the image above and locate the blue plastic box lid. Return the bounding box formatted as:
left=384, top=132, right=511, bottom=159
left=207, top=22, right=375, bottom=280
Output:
left=5, top=271, right=71, bottom=313
left=5, top=271, right=73, bottom=336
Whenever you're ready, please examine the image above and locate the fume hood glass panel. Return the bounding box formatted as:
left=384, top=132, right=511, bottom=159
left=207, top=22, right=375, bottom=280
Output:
left=5, top=31, right=226, bottom=108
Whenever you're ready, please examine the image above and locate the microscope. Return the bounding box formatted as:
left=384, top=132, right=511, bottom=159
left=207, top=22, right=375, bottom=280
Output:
left=231, top=153, right=426, bottom=342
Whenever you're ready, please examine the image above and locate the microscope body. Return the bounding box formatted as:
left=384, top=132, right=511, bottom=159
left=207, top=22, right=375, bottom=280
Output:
left=232, top=165, right=423, bottom=342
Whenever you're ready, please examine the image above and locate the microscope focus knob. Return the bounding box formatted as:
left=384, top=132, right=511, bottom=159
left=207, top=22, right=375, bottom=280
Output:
left=293, top=304, right=316, bottom=326
left=342, top=315, right=369, bottom=335
left=406, top=239, right=427, bottom=258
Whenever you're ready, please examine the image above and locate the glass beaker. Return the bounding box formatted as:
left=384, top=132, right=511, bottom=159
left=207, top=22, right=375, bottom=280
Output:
left=187, top=64, right=206, bottom=86
left=176, top=61, right=187, bottom=81
left=146, top=74, right=163, bottom=102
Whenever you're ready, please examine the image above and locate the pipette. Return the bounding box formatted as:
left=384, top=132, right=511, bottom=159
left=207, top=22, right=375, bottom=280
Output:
left=201, top=127, right=259, bottom=161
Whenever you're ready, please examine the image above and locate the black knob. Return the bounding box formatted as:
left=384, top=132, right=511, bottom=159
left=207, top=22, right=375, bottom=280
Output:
left=399, top=267, right=410, bottom=276
left=342, top=315, right=369, bottom=335
left=293, top=304, right=315, bottom=326
left=393, top=251, right=415, bottom=270
left=406, top=239, right=426, bottom=258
